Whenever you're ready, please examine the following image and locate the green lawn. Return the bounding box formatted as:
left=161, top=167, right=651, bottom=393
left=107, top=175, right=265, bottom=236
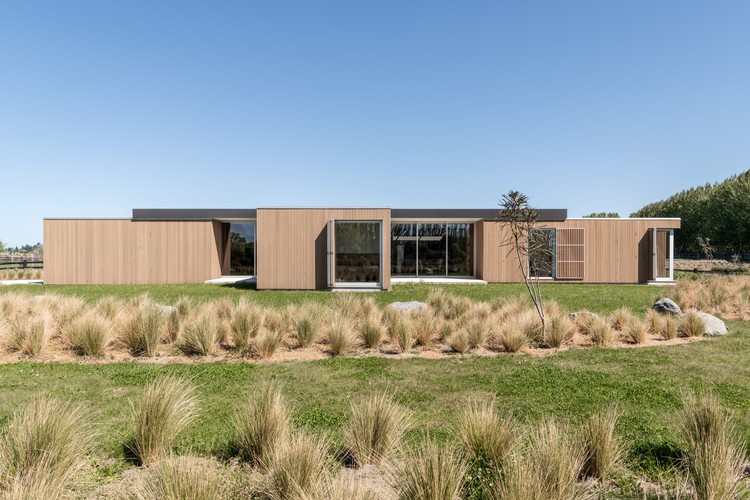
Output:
left=1, top=282, right=662, bottom=314
left=0, top=321, right=747, bottom=480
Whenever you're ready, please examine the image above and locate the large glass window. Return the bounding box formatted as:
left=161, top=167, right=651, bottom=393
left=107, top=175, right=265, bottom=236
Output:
left=229, top=222, right=256, bottom=275
left=391, top=222, right=474, bottom=277
left=391, top=223, right=417, bottom=276
left=335, top=221, right=381, bottom=283
left=528, top=228, right=556, bottom=278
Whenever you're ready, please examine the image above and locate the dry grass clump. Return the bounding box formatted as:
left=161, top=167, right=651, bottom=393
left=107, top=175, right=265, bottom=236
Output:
left=573, top=310, right=597, bottom=336
left=230, top=299, right=264, bottom=350
left=305, top=476, right=382, bottom=500
left=254, top=323, right=286, bottom=359
left=263, top=432, right=333, bottom=499
left=50, top=296, right=86, bottom=336
left=545, top=315, right=575, bottom=348
left=589, top=316, right=613, bottom=346
left=0, top=292, right=29, bottom=318
left=127, top=455, right=225, bottom=500
left=120, top=302, right=166, bottom=357
left=518, top=310, right=543, bottom=344
left=65, top=312, right=112, bottom=356
left=344, top=392, right=411, bottom=467
left=625, top=319, right=648, bottom=344
left=676, top=393, right=746, bottom=500
left=294, top=304, right=321, bottom=348
left=680, top=311, right=706, bottom=337
left=659, top=315, right=679, bottom=341
left=327, top=315, right=356, bottom=356
left=264, top=310, right=291, bottom=338
left=95, top=296, right=124, bottom=321
left=427, top=289, right=472, bottom=320
left=465, top=317, right=490, bottom=349
left=234, top=382, right=290, bottom=467
left=0, top=397, right=95, bottom=498
left=581, top=406, right=625, bottom=482
left=447, top=327, right=470, bottom=354
left=4, top=314, right=50, bottom=356
left=395, top=440, right=468, bottom=500
left=178, top=312, right=219, bottom=356
left=357, top=312, right=385, bottom=349
left=610, top=307, right=635, bottom=332
left=390, top=315, right=414, bottom=353
left=411, top=307, right=440, bottom=347
left=458, top=398, right=516, bottom=468
left=669, top=275, right=750, bottom=318
left=498, top=317, right=528, bottom=353
left=523, top=419, right=583, bottom=500
left=129, top=375, right=199, bottom=465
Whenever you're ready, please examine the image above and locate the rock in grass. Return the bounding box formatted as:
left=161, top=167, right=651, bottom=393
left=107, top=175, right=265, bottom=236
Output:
left=386, top=301, right=427, bottom=313
left=652, top=298, right=682, bottom=316
left=697, top=312, right=728, bottom=336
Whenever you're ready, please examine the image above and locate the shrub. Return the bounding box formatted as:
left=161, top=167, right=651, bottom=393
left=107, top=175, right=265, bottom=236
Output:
left=344, top=392, right=411, bottom=467
left=0, top=397, right=95, bottom=497
left=65, top=312, right=111, bottom=356
left=465, top=317, right=490, bottom=349
left=498, top=318, right=528, bottom=353
left=676, top=393, right=746, bottom=500
left=626, top=319, right=648, bottom=345
left=178, top=313, right=219, bottom=356
left=234, top=382, right=290, bottom=467
left=525, top=419, right=583, bottom=500
left=263, top=432, right=333, bottom=499
left=396, top=440, right=468, bottom=500
left=128, top=455, right=225, bottom=500
left=458, top=398, right=516, bottom=469
left=447, top=328, right=470, bottom=354
left=4, top=315, right=49, bottom=356
left=358, top=312, right=385, bottom=349
left=589, top=316, right=613, bottom=346
left=660, top=315, right=679, bottom=341
left=610, top=307, right=634, bottom=331
left=390, top=315, right=414, bottom=353
left=581, top=406, right=624, bottom=482
left=120, top=303, right=166, bottom=357
left=254, top=328, right=285, bottom=359
left=545, top=315, right=574, bottom=348
left=680, top=311, right=706, bottom=337
left=230, top=301, right=264, bottom=350
left=129, top=375, right=199, bottom=465
left=327, top=316, right=356, bottom=356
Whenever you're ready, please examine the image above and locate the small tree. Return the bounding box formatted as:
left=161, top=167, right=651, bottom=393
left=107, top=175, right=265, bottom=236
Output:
left=498, top=191, right=554, bottom=336
left=697, top=236, right=714, bottom=262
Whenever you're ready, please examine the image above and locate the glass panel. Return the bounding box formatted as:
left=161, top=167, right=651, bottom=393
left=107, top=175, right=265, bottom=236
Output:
left=656, top=229, right=670, bottom=278
left=528, top=228, right=556, bottom=278
left=447, top=223, right=474, bottom=276
left=418, top=223, right=446, bottom=276
left=335, top=221, right=381, bottom=283
left=391, top=223, right=417, bottom=276
left=229, top=222, right=255, bottom=275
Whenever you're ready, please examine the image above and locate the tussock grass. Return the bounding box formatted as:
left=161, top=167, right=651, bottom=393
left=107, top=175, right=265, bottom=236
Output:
left=129, top=375, right=199, bottom=465
left=518, top=310, right=543, bottom=344
left=178, top=312, right=219, bottom=356
left=465, top=317, right=490, bottom=349
left=357, top=312, right=385, bottom=349
left=254, top=327, right=286, bottom=359
left=427, top=289, right=472, bottom=320
left=327, top=315, right=356, bottom=356
left=395, top=440, right=468, bottom=500
left=610, top=307, right=635, bottom=332
left=294, top=304, right=320, bottom=348
left=65, top=312, right=111, bottom=356
left=589, top=316, right=613, bottom=346
left=304, top=476, right=382, bottom=500
left=234, top=382, right=290, bottom=467
left=447, top=328, right=470, bottom=354
left=230, top=300, right=264, bottom=350
left=680, top=311, right=706, bottom=337
left=344, top=392, right=411, bottom=467
left=390, top=315, right=414, bottom=353
left=573, top=310, right=596, bottom=336
left=412, top=307, right=440, bottom=347
left=332, top=293, right=366, bottom=320
left=676, top=393, right=746, bottom=500
left=523, top=419, right=583, bottom=500
left=264, top=310, right=291, bottom=337
left=0, top=397, right=95, bottom=497
left=582, top=406, right=624, bottom=482
left=94, top=296, right=123, bottom=320
left=120, top=302, right=166, bottom=357
left=625, top=319, right=649, bottom=344
left=4, top=315, right=49, bottom=356
left=263, top=432, right=333, bottom=499
left=51, top=296, right=86, bottom=336
left=498, top=318, right=528, bottom=353
left=659, top=315, right=679, bottom=341
left=458, top=398, right=516, bottom=469
left=545, top=315, right=574, bottom=348
left=127, top=455, right=225, bottom=500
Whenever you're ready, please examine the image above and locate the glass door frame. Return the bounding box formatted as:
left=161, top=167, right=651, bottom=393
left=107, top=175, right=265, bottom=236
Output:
left=652, top=228, right=675, bottom=282
left=331, top=220, right=383, bottom=289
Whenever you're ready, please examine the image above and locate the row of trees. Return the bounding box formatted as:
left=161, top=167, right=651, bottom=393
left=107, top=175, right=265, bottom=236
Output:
left=631, top=170, right=750, bottom=254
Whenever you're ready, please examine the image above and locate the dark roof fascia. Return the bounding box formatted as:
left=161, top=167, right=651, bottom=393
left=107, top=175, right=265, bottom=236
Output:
left=132, top=209, right=257, bottom=221
left=391, top=208, right=567, bottom=221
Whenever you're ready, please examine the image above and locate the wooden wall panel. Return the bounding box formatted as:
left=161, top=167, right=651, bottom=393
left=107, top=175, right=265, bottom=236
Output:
left=478, top=219, right=680, bottom=284
left=44, top=219, right=222, bottom=284
left=256, top=209, right=391, bottom=290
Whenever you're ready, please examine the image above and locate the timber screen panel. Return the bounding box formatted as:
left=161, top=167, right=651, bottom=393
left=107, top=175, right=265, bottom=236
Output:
left=556, top=228, right=585, bottom=280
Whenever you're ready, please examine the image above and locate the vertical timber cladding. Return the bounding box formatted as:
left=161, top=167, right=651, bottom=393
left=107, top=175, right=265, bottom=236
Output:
left=43, top=219, right=223, bottom=284
left=476, top=218, right=680, bottom=284
left=256, top=208, right=391, bottom=290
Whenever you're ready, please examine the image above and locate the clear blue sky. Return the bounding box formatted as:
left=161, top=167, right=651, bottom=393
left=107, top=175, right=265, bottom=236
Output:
left=1, top=1, right=749, bottom=247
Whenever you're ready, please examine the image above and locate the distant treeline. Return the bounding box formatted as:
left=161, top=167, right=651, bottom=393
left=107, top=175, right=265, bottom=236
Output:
left=631, top=170, right=750, bottom=253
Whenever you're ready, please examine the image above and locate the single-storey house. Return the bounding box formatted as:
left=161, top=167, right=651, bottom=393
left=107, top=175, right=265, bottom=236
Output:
left=43, top=208, right=679, bottom=289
